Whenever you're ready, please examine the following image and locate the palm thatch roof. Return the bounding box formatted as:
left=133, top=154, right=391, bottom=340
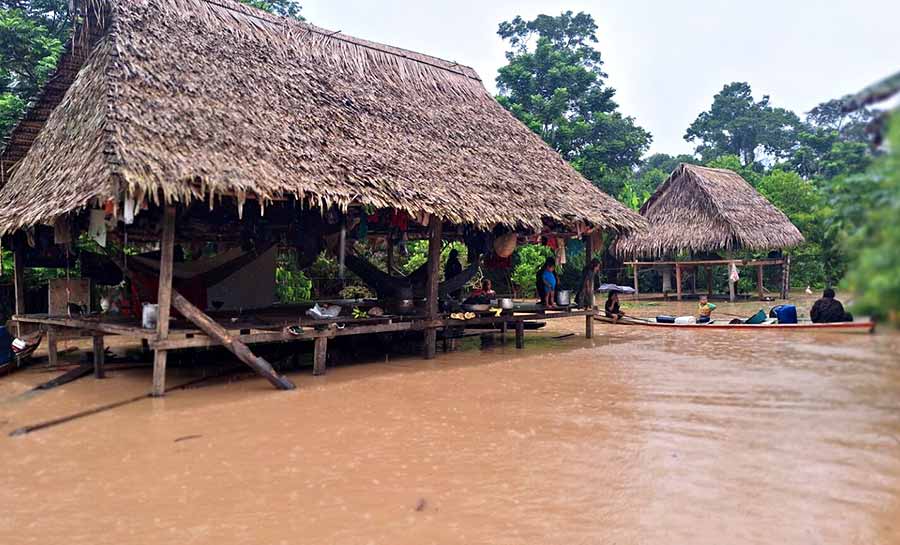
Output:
left=0, top=0, right=644, bottom=235
left=616, top=164, right=804, bottom=258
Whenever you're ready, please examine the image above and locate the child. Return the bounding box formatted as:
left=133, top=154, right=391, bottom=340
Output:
left=698, top=295, right=717, bottom=323
left=542, top=263, right=557, bottom=307
left=605, top=291, right=625, bottom=322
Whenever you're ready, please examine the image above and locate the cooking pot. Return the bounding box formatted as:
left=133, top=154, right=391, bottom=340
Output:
left=556, top=290, right=572, bottom=306
left=499, top=298, right=514, bottom=310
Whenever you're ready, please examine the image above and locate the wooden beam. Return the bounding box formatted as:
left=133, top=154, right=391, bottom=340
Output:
left=171, top=291, right=295, bottom=390
left=386, top=238, right=395, bottom=276
left=423, top=217, right=442, bottom=360
left=14, top=315, right=157, bottom=338
left=675, top=264, right=683, bottom=301
left=152, top=206, right=176, bottom=397
left=783, top=255, right=791, bottom=300
left=313, top=336, right=327, bottom=376
left=13, top=241, right=25, bottom=337
left=92, top=335, right=106, bottom=379
left=706, top=267, right=713, bottom=297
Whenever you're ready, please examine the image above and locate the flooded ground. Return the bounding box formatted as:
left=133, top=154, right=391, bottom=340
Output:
left=2, top=294, right=899, bottom=544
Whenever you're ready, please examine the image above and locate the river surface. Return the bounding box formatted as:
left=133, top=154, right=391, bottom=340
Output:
left=1, top=296, right=899, bottom=544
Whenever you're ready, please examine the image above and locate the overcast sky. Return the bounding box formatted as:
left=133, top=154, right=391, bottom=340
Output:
left=305, top=1, right=899, bottom=156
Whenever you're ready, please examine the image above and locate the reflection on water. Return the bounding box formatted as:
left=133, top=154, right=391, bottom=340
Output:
left=1, top=297, right=899, bottom=545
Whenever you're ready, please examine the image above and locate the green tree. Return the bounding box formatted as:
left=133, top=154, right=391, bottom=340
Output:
left=842, top=113, right=900, bottom=322
left=495, top=11, right=651, bottom=196
left=685, top=82, right=801, bottom=166
left=0, top=5, right=64, bottom=136
left=705, top=154, right=763, bottom=187
left=510, top=244, right=553, bottom=297
left=638, top=153, right=699, bottom=178
left=239, top=0, right=303, bottom=19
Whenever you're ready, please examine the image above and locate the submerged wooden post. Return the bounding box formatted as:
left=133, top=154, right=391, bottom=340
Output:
left=92, top=335, right=106, bottom=379
left=46, top=328, right=59, bottom=368
left=423, top=217, right=442, bottom=360
left=515, top=320, right=525, bottom=349
left=728, top=261, right=737, bottom=303
left=12, top=241, right=25, bottom=336
left=152, top=206, right=176, bottom=397
left=171, top=291, right=295, bottom=390
left=675, top=264, right=683, bottom=301
left=757, top=264, right=764, bottom=300
left=313, top=336, right=327, bottom=376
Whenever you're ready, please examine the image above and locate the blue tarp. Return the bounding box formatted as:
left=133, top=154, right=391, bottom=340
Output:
left=0, top=326, right=12, bottom=366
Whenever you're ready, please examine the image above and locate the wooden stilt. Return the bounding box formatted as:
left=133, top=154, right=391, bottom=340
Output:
left=584, top=234, right=595, bottom=339
left=500, top=320, right=508, bottom=344
left=386, top=238, right=395, bottom=276
left=313, top=336, right=327, bottom=376
left=675, top=264, right=683, bottom=301
left=783, top=255, right=791, bottom=300
left=13, top=241, right=25, bottom=336
left=47, top=328, right=59, bottom=368
left=515, top=320, right=525, bottom=349
left=633, top=264, right=640, bottom=300
left=691, top=267, right=697, bottom=294
left=423, top=217, right=442, bottom=360
left=706, top=267, right=713, bottom=297
left=152, top=206, right=176, bottom=397
left=757, top=265, right=764, bottom=300
left=92, top=335, right=106, bottom=379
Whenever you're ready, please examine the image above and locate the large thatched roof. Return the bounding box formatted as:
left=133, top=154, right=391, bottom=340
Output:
left=616, top=164, right=804, bottom=258
left=0, top=0, right=644, bottom=235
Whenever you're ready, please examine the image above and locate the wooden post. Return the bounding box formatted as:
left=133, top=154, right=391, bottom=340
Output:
left=386, top=238, right=395, bottom=276
left=584, top=235, right=595, bottom=339
left=46, top=327, right=59, bottom=368
left=728, top=262, right=737, bottom=303
left=706, top=267, right=713, bottom=297
left=12, top=241, right=25, bottom=336
left=92, top=335, right=106, bottom=379
left=313, top=336, right=327, bottom=376
left=423, top=217, right=442, bottom=360
left=515, top=320, right=525, bottom=349
left=757, top=264, right=764, bottom=300
left=691, top=267, right=697, bottom=294
left=152, top=206, right=176, bottom=397
left=500, top=320, right=508, bottom=344
left=783, top=255, right=791, bottom=300
left=632, top=264, right=639, bottom=300
left=675, top=264, right=683, bottom=301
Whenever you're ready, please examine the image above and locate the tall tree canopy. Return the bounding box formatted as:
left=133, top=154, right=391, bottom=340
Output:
left=685, top=82, right=800, bottom=166
left=239, top=0, right=303, bottom=19
left=495, top=11, right=651, bottom=197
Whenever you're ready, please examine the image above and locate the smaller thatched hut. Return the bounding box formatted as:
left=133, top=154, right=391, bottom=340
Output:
left=616, top=164, right=805, bottom=301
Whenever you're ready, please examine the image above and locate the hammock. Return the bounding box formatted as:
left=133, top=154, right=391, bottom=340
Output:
left=343, top=252, right=480, bottom=299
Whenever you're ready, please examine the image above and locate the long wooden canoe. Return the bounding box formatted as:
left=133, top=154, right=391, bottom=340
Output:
left=595, top=315, right=876, bottom=333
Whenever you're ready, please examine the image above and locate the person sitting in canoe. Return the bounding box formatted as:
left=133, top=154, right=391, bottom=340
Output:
left=811, top=288, right=854, bottom=323
left=605, top=292, right=625, bottom=322
left=698, top=295, right=717, bottom=323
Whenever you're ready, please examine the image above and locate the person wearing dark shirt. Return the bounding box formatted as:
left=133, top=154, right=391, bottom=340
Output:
left=445, top=249, right=463, bottom=300
left=810, top=288, right=853, bottom=323
left=605, top=291, right=625, bottom=322
left=576, top=258, right=601, bottom=308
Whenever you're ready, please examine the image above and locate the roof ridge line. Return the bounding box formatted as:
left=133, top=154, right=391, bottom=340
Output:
left=198, top=0, right=481, bottom=82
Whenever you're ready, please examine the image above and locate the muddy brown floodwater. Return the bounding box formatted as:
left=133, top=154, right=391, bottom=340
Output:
left=2, top=295, right=899, bottom=544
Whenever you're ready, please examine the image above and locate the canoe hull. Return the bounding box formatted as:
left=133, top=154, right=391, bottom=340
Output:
left=595, top=316, right=876, bottom=333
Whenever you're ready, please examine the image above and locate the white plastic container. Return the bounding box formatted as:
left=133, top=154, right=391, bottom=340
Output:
left=142, top=303, right=159, bottom=330
left=674, top=315, right=697, bottom=325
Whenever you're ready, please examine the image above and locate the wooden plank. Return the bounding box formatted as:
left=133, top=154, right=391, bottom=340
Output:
left=515, top=321, right=525, bottom=349
left=313, top=336, right=327, bottom=376
left=675, top=264, right=683, bottom=301
left=423, top=217, right=442, bottom=360
left=13, top=242, right=25, bottom=337
left=13, top=315, right=156, bottom=338
left=92, top=335, right=106, bottom=379
left=729, top=277, right=737, bottom=302
left=152, top=206, right=176, bottom=397
left=171, top=291, right=296, bottom=390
